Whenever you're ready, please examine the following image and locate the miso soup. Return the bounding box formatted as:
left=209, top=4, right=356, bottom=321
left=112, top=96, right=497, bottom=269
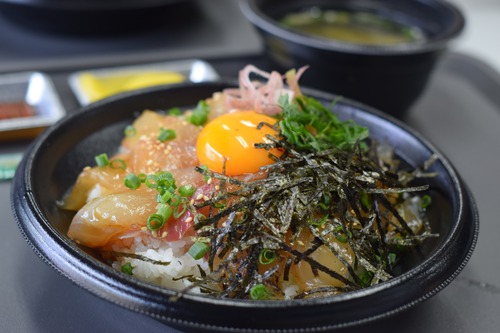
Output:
left=280, top=7, right=425, bottom=45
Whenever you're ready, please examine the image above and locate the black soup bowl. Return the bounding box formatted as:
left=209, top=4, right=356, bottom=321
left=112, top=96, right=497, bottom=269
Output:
left=12, top=82, right=478, bottom=332
left=239, top=0, right=465, bottom=118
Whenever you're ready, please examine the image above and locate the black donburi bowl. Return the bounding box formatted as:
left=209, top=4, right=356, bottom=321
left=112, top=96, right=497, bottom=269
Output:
left=12, top=82, right=478, bottom=332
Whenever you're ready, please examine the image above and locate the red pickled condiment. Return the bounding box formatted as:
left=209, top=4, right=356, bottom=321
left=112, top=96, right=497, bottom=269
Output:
left=0, top=102, right=35, bottom=120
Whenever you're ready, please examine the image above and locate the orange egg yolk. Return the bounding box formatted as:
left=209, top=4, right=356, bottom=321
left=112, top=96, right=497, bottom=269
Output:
left=196, top=111, right=281, bottom=176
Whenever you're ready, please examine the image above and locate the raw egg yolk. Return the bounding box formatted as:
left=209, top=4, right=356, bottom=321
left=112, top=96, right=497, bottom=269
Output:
left=196, top=111, right=281, bottom=175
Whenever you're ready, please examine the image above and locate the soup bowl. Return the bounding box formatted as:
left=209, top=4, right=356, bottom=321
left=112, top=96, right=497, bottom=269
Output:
left=239, top=0, right=465, bottom=118
left=11, top=82, right=478, bottom=332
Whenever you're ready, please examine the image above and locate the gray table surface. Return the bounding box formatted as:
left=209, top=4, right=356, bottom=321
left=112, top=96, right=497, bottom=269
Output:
left=1, top=2, right=499, bottom=331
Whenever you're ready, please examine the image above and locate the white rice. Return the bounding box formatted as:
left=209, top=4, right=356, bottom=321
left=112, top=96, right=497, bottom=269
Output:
left=282, top=282, right=300, bottom=300
left=111, top=235, right=302, bottom=298
left=112, top=236, right=209, bottom=293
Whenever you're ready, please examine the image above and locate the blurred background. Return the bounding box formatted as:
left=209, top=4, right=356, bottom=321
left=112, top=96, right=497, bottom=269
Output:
left=448, top=0, right=500, bottom=72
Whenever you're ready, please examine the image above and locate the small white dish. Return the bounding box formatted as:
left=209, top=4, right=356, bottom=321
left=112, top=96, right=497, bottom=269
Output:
left=0, top=71, right=65, bottom=141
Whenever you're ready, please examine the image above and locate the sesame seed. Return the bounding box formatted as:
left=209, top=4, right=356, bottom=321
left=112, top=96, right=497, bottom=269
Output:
left=196, top=194, right=204, bottom=201
left=203, top=195, right=210, bottom=201
left=161, top=231, right=168, bottom=238
left=186, top=216, right=193, bottom=223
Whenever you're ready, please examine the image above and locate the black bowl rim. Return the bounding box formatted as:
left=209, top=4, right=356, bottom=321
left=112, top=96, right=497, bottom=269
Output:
left=239, top=0, right=466, bottom=56
left=0, top=0, right=188, bottom=11
left=11, top=81, right=479, bottom=332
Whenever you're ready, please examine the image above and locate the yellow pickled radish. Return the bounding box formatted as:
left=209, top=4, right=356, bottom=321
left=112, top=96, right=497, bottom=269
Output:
left=79, top=71, right=185, bottom=103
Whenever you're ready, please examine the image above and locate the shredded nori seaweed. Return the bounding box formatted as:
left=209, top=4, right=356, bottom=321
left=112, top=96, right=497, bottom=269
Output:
left=180, top=128, right=438, bottom=299
left=115, top=95, right=438, bottom=300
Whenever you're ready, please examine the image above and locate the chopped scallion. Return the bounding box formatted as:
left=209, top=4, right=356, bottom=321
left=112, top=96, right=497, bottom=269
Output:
left=173, top=204, right=187, bottom=219
left=250, top=284, right=269, bottom=300
left=156, top=171, right=175, bottom=184
left=309, top=215, right=328, bottom=227
left=420, top=194, right=432, bottom=208
left=259, top=249, right=278, bottom=265
left=358, top=270, right=374, bottom=287
left=147, top=214, right=165, bottom=231
left=335, top=234, right=348, bottom=243
left=199, top=165, right=211, bottom=182
left=124, top=173, right=141, bottom=190
left=188, top=241, right=209, bottom=260
left=145, top=174, right=159, bottom=189
left=178, top=184, right=196, bottom=197
left=388, top=252, right=397, bottom=265
left=121, top=262, right=134, bottom=275
left=94, top=153, right=110, bottom=167
left=159, top=190, right=173, bottom=204
left=109, top=159, right=127, bottom=170
left=158, top=128, right=176, bottom=142
left=167, top=107, right=182, bottom=116
left=187, top=100, right=209, bottom=126
left=157, top=204, right=173, bottom=221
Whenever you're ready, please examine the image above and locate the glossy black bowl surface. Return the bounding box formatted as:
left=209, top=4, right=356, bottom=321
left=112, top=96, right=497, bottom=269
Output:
left=12, top=82, right=478, bottom=332
left=239, top=0, right=465, bottom=117
left=0, top=0, right=196, bottom=35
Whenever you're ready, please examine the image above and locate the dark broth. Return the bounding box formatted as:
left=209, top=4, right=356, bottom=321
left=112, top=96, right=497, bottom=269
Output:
left=281, top=7, right=425, bottom=45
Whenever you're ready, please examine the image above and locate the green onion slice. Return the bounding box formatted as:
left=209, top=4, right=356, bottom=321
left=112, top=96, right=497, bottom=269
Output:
left=420, top=194, right=432, bottom=208
left=147, top=214, right=165, bottom=231
left=157, top=204, right=173, bottom=221
left=156, top=171, right=175, bottom=185
left=95, top=153, right=110, bottom=167
left=250, top=284, right=269, bottom=300
left=335, top=234, right=348, bottom=243
left=188, top=241, right=209, bottom=260
left=145, top=174, right=159, bottom=189
left=159, top=190, right=173, bottom=204
left=178, top=184, right=196, bottom=197
left=158, top=128, right=176, bottom=142
left=259, top=249, right=278, bottom=265
left=167, top=107, right=182, bottom=116
left=187, top=100, right=209, bottom=126
left=124, top=173, right=141, bottom=190
left=121, top=262, right=134, bottom=275
left=109, top=159, right=127, bottom=170
left=173, top=204, right=187, bottom=219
